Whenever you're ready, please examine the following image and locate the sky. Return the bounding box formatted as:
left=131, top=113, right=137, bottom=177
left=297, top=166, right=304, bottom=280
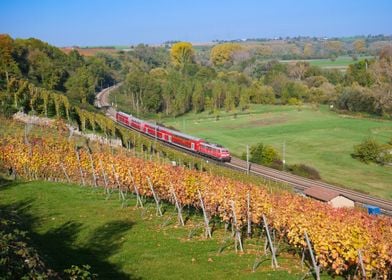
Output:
left=0, top=0, right=391, bottom=47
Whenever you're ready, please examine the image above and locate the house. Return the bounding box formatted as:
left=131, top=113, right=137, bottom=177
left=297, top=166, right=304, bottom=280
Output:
left=304, top=186, right=354, bottom=208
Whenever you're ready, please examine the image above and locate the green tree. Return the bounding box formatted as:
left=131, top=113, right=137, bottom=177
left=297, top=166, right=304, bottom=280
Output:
left=346, top=59, right=375, bottom=87
left=0, top=34, right=20, bottom=89
left=239, top=87, right=250, bottom=111
left=65, top=66, right=95, bottom=104
left=192, top=81, right=205, bottom=113
left=246, top=142, right=280, bottom=165
left=211, top=80, right=225, bottom=110
left=249, top=83, right=275, bottom=104
left=133, top=44, right=169, bottom=68
left=224, top=86, right=235, bottom=112
left=281, top=82, right=309, bottom=104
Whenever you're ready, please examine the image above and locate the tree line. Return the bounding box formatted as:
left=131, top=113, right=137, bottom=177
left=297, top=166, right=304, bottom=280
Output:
left=0, top=34, right=118, bottom=106
left=1, top=34, right=392, bottom=120
left=114, top=41, right=392, bottom=118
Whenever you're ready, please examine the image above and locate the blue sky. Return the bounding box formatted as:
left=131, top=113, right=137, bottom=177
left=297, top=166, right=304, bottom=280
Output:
left=0, top=0, right=391, bottom=46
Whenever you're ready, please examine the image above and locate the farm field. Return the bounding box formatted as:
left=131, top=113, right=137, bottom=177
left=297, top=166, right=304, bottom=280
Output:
left=0, top=180, right=317, bottom=280
left=61, top=47, right=121, bottom=57
left=280, top=55, right=374, bottom=70
left=162, top=105, right=392, bottom=199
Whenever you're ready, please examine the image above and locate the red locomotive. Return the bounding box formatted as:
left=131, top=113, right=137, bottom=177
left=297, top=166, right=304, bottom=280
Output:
left=116, top=111, right=231, bottom=162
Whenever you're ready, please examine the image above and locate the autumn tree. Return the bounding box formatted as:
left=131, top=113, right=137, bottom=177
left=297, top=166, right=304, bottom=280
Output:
left=370, top=52, right=392, bottom=85
left=170, top=42, right=195, bottom=68
left=288, top=61, right=309, bottom=80
left=210, top=43, right=242, bottom=66
left=325, top=40, right=343, bottom=58
left=255, top=45, right=273, bottom=57
left=379, top=45, right=392, bottom=61
left=353, top=39, right=366, bottom=54
left=303, top=43, right=314, bottom=58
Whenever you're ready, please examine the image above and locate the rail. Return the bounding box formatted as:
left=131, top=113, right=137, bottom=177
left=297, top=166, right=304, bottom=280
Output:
left=95, top=86, right=392, bottom=216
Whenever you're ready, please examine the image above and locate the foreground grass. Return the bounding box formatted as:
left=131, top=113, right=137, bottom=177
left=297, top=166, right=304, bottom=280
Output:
left=0, top=180, right=326, bottom=280
left=162, top=105, right=392, bottom=199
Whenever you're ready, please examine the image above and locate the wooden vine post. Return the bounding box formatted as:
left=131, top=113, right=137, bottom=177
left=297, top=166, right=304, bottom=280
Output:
left=112, top=164, right=126, bottom=202
left=247, top=192, right=252, bottom=237
left=75, top=148, right=85, bottom=186
left=128, top=171, right=143, bottom=208
left=60, top=162, right=70, bottom=183
left=230, top=200, right=244, bottom=252
left=197, top=189, right=212, bottom=238
left=357, top=249, right=366, bottom=280
left=170, top=182, right=184, bottom=226
left=99, top=159, right=109, bottom=195
left=262, top=214, right=278, bottom=268
left=147, top=176, right=163, bottom=216
left=87, top=151, right=98, bottom=188
left=304, top=230, right=320, bottom=280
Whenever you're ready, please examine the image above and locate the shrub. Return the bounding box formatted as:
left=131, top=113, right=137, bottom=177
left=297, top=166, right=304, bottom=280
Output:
left=287, top=164, right=321, bottom=180
left=0, top=104, right=18, bottom=118
left=287, top=97, right=301, bottom=105
left=0, top=209, right=96, bottom=280
left=242, top=143, right=281, bottom=165
left=269, top=159, right=284, bottom=171
left=352, top=138, right=382, bottom=164
left=0, top=217, right=58, bottom=279
left=63, top=265, right=97, bottom=280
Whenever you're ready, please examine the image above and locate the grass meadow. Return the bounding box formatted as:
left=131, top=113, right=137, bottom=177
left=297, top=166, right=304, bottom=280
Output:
left=162, top=105, right=392, bottom=199
left=280, top=55, right=374, bottom=70
left=0, top=180, right=323, bottom=280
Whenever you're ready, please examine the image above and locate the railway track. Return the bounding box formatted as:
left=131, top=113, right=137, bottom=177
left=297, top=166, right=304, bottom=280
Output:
left=95, top=85, right=392, bottom=216
left=227, top=158, right=392, bottom=215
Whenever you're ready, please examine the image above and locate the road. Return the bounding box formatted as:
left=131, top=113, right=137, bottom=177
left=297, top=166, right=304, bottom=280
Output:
left=95, top=85, right=392, bottom=215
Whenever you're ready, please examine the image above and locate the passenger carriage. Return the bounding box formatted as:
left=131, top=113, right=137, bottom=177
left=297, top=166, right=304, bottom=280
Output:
left=116, top=111, right=231, bottom=162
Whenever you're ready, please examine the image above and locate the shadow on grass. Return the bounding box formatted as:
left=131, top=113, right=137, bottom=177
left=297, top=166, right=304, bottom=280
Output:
left=0, top=199, right=140, bottom=280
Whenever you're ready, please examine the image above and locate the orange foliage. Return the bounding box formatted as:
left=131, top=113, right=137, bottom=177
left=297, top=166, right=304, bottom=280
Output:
left=0, top=135, right=391, bottom=278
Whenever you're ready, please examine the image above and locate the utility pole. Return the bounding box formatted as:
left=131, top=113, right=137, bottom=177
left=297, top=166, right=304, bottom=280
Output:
left=155, top=122, right=157, bottom=143
left=283, top=141, right=286, bottom=170
left=246, top=144, right=249, bottom=175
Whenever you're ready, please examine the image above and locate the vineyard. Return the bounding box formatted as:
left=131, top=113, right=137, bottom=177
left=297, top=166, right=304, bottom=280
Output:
left=0, top=133, right=391, bottom=279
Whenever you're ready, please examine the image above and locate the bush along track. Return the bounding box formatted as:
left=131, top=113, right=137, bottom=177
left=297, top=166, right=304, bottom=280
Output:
left=0, top=135, right=391, bottom=279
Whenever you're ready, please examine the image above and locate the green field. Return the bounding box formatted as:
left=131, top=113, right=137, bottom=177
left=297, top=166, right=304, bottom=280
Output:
left=281, top=55, right=374, bottom=69
left=0, top=180, right=326, bottom=280
left=162, top=105, right=392, bottom=199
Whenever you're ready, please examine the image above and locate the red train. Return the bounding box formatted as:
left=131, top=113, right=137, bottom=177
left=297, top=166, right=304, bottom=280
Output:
left=116, top=111, right=231, bottom=162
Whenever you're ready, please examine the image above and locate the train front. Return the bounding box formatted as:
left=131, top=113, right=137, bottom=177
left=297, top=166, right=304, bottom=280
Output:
left=220, top=148, right=231, bottom=162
